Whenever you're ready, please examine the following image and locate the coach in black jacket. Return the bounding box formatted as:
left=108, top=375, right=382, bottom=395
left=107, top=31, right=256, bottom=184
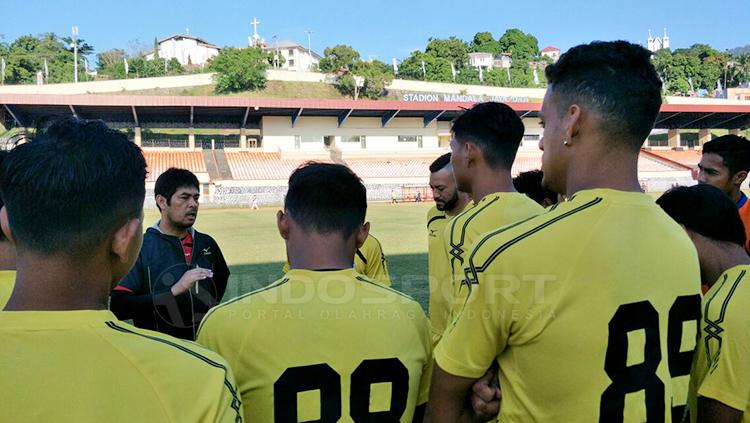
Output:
left=110, top=168, right=230, bottom=340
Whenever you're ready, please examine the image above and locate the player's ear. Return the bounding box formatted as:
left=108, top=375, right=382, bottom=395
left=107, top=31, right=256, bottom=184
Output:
left=277, top=210, right=289, bottom=240
left=732, top=170, right=748, bottom=185
left=565, top=103, right=582, bottom=145
left=111, top=216, right=142, bottom=264
left=356, top=222, right=370, bottom=249
left=155, top=194, right=168, bottom=211
left=0, top=207, right=14, bottom=244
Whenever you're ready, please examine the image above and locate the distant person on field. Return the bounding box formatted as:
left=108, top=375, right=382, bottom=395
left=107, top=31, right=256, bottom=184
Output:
left=512, top=169, right=560, bottom=207
left=198, top=163, right=431, bottom=423
left=111, top=168, right=231, bottom=340
left=658, top=184, right=750, bottom=423
left=391, top=188, right=398, bottom=204
left=0, top=118, right=242, bottom=423
left=250, top=195, right=259, bottom=210
left=697, top=134, right=750, bottom=252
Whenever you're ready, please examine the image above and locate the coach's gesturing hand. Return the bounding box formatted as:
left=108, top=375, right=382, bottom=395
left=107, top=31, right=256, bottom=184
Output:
left=171, top=267, right=214, bottom=296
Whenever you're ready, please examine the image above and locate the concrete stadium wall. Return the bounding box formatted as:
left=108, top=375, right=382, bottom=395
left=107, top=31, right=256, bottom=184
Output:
left=387, top=79, right=546, bottom=99
left=0, top=73, right=215, bottom=95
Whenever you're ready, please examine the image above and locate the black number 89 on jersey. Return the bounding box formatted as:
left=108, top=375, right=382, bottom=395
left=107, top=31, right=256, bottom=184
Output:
left=274, top=358, right=409, bottom=422
left=600, top=295, right=701, bottom=422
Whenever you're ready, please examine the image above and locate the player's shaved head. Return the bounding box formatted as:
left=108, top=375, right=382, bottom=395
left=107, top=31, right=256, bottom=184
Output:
left=285, top=162, right=367, bottom=238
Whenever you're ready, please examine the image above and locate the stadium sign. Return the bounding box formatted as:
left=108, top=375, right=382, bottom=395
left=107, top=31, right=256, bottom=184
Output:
left=401, top=92, right=530, bottom=103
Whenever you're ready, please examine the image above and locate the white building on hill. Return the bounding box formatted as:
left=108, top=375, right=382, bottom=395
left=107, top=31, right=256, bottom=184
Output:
left=145, top=34, right=220, bottom=66
left=263, top=40, right=321, bottom=72
left=647, top=29, right=670, bottom=52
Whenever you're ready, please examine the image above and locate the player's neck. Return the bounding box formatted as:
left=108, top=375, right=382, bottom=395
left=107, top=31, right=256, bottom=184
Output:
left=0, top=242, right=16, bottom=271
left=4, top=253, right=110, bottom=311
left=469, top=167, right=515, bottom=201
left=705, top=244, right=750, bottom=288
left=729, top=188, right=744, bottom=205
left=286, top=235, right=357, bottom=271
left=159, top=218, right=189, bottom=238
left=565, top=153, right=641, bottom=196
left=446, top=193, right=470, bottom=217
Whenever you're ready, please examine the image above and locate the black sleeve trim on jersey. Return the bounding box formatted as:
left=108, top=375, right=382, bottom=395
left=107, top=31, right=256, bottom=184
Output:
left=703, top=270, right=746, bottom=354
left=355, top=275, right=416, bottom=303
left=465, top=197, right=603, bottom=284
left=427, top=215, right=446, bottom=228
left=104, top=321, right=243, bottom=423
left=448, top=197, right=500, bottom=267
left=356, top=249, right=368, bottom=265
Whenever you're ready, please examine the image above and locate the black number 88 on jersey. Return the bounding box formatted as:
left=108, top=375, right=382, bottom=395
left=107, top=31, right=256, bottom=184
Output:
left=274, top=358, right=409, bottom=422
left=600, top=295, right=701, bottom=422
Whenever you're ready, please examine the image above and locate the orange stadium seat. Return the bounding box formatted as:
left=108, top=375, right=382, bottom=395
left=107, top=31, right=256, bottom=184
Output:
left=143, top=151, right=207, bottom=182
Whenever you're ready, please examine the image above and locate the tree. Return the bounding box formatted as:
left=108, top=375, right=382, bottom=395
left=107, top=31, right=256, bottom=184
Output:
left=498, top=28, right=539, bottom=61
left=398, top=51, right=453, bottom=82
left=208, top=47, right=271, bottom=94
left=318, top=45, right=360, bottom=73
left=153, top=37, right=159, bottom=59
left=338, top=60, right=393, bottom=99
left=97, top=49, right=126, bottom=78
left=471, top=32, right=500, bottom=54
left=425, top=37, right=469, bottom=68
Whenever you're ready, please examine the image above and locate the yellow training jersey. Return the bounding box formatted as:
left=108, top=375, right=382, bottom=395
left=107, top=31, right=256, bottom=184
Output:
left=443, top=192, right=542, bottom=320
left=0, top=309, right=242, bottom=423
left=283, top=234, right=391, bottom=286
left=198, top=268, right=432, bottom=423
left=688, top=265, right=750, bottom=423
left=427, top=203, right=472, bottom=346
left=0, top=270, right=15, bottom=309
left=435, top=189, right=702, bottom=423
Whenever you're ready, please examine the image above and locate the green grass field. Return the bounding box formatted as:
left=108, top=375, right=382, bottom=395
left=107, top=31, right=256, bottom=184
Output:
left=145, top=202, right=434, bottom=311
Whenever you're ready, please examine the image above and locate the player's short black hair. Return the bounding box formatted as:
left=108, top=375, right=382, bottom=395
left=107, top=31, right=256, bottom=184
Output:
left=451, top=102, right=524, bottom=169
left=0, top=118, right=147, bottom=255
left=285, top=162, right=366, bottom=238
left=702, top=135, right=750, bottom=175
left=513, top=170, right=558, bottom=206
left=657, top=184, right=745, bottom=247
left=154, top=168, right=200, bottom=212
left=545, top=41, right=662, bottom=151
left=429, top=153, right=451, bottom=173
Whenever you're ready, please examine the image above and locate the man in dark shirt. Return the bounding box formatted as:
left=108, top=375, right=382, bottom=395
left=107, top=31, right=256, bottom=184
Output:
left=111, top=168, right=230, bottom=340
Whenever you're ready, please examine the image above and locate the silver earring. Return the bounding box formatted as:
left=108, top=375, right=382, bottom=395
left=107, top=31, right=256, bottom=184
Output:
left=563, top=138, right=569, bottom=145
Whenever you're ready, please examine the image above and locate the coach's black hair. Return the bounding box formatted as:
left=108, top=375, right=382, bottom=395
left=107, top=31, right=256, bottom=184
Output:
left=154, top=168, right=200, bottom=212
left=429, top=153, right=452, bottom=173
left=545, top=41, right=662, bottom=151
left=657, top=184, right=745, bottom=247
left=285, top=162, right=366, bottom=238
left=0, top=118, right=147, bottom=255
left=702, top=135, right=750, bottom=176
left=513, top=170, right=558, bottom=206
left=451, top=102, right=525, bottom=169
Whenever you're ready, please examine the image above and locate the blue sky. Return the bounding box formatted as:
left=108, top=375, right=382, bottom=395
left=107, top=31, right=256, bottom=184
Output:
left=3, top=0, right=748, bottom=63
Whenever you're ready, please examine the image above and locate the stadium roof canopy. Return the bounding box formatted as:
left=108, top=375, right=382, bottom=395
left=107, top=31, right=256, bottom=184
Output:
left=1, top=94, right=749, bottom=130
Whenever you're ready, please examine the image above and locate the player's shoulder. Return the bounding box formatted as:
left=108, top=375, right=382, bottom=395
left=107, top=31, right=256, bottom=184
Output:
left=707, top=265, right=750, bottom=321
left=363, top=233, right=384, bottom=253
left=471, top=194, right=606, bottom=258
left=427, top=206, right=447, bottom=227
left=202, top=277, right=290, bottom=322
left=104, top=319, right=231, bottom=373
left=354, top=274, right=425, bottom=312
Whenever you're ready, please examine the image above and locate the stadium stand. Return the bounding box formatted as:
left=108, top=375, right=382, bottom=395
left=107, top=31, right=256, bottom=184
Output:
left=139, top=148, right=696, bottom=207
left=143, top=151, right=208, bottom=182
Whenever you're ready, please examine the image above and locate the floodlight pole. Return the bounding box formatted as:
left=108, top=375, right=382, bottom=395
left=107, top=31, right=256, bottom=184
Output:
left=72, top=26, right=79, bottom=83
